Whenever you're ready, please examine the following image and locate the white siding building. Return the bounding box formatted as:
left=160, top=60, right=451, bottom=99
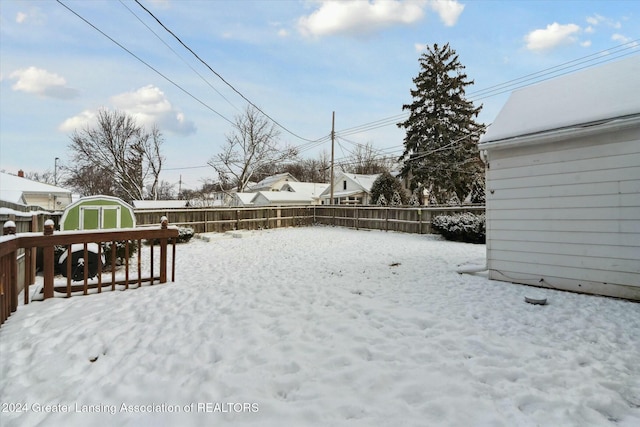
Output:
left=0, top=171, right=73, bottom=210
left=479, top=55, right=640, bottom=300
left=319, top=173, right=380, bottom=205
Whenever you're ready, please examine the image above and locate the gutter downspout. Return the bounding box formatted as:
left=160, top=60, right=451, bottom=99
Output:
left=456, top=264, right=488, bottom=275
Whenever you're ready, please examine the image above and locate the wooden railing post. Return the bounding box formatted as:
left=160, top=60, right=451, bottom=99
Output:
left=42, top=219, right=55, bottom=300
left=160, top=216, right=168, bottom=283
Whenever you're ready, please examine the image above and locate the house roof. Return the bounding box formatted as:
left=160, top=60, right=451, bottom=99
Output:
left=233, top=192, right=255, bottom=204
left=251, top=191, right=313, bottom=203
left=319, top=173, right=380, bottom=198
left=132, top=200, right=190, bottom=209
left=0, top=171, right=71, bottom=204
left=281, top=182, right=329, bottom=197
left=480, top=55, right=640, bottom=144
left=250, top=173, right=299, bottom=191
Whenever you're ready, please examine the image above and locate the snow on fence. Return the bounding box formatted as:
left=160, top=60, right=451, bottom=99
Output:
left=134, top=205, right=485, bottom=234
left=0, top=218, right=179, bottom=326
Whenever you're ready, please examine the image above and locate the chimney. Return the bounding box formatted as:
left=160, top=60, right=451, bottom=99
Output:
left=18, top=169, right=24, bottom=178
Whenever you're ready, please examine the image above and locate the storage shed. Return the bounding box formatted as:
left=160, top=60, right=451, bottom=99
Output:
left=478, top=55, right=640, bottom=300
left=60, top=195, right=136, bottom=231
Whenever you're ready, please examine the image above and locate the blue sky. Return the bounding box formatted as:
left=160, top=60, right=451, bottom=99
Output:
left=1, top=0, right=639, bottom=191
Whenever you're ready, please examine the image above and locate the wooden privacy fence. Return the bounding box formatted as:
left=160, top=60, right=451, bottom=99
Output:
left=0, top=218, right=179, bottom=326
left=313, top=205, right=485, bottom=234
left=135, top=205, right=485, bottom=234
left=136, top=206, right=314, bottom=233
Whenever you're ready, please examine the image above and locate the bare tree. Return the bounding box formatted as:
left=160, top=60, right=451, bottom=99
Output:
left=341, top=142, right=392, bottom=175
left=280, top=152, right=331, bottom=182
left=24, top=170, right=56, bottom=185
left=142, top=126, right=164, bottom=200
left=65, top=165, right=115, bottom=197
left=148, top=180, right=175, bottom=200
left=208, top=106, right=298, bottom=192
left=67, top=109, right=165, bottom=202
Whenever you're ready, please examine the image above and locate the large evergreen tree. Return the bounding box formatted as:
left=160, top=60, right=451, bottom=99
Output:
left=397, top=43, right=484, bottom=204
left=370, top=171, right=408, bottom=206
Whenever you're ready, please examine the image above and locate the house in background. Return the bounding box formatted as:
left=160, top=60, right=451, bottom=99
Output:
left=230, top=192, right=255, bottom=207
left=478, top=55, right=640, bottom=300
left=250, top=191, right=314, bottom=207
left=281, top=182, right=329, bottom=205
left=318, top=172, right=380, bottom=205
left=249, top=173, right=298, bottom=192
left=0, top=170, right=72, bottom=210
left=132, top=200, right=190, bottom=209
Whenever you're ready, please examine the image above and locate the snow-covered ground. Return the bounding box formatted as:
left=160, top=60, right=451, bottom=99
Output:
left=1, top=226, right=639, bottom=427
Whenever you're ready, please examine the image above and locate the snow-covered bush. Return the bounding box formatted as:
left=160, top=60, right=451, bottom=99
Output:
left=103, top=240, right=138, bottom=264
left=145, top=226, right=194, bottom=245
left=431, top=213, right=485, bottom=244
left=177, top=226, right=194, bottom=243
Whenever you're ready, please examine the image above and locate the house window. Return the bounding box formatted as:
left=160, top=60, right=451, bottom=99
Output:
left=343, top=180, right=347, bottom=190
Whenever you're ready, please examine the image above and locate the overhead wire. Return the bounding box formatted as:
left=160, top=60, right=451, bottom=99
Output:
left=117, top=0, right=240, bottom=113
left=55, top=1, right=639, bottom=174
left=133, top=0, right=321, bottom=143
left=55, top=0, right=235, bottom=126
left=332, top=41, right=639, bottom=139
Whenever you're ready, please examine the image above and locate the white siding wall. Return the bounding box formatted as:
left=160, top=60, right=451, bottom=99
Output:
left=485, top=125, right=640, bottom=299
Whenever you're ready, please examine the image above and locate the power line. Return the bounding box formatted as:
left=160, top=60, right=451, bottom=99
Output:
left=468, top=40, right=640, bottom=99
left=331, top=43, right=639, bottom=138
left=56, top=0, right=234, bottom=126
left=117, top=0, right=240, bottom=113
left=133, top=0, right=320, bottom=143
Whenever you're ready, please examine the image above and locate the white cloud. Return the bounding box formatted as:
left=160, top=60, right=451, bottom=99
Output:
left=110, top=85, right=196, bottom=135
left=611, top=33, right=632, bottom=44
left=428, top=0, right=465, bottom=27
left=586, top=13, right=622, bottom=29
left=297, top=0, right=427, bottom=37
left=13, top=7, right=46, bottom=25
left=9, top=66, right=79, bottom=99
left=414, top=43, right=428, bottom=53
left=278, top=28, right=289, bottom=37
left=524, top=22, right=581, bottom=52
left=580, top=40, right=592, bottom=48
left=59, top=86, right=197, bottom=135
left=58, top=110, right=97, bottom=133
left=586, top=14, right=602, bottom=26
left=16, top=12, right=28, bottom=24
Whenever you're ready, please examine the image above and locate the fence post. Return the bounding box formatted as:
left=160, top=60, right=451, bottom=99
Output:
left=160, top=216, right=168, bottom=283
left=3, top=221, right=18, bottom=313
left=424, top=209, right=432, bottom=234
left=354, top=206, right=359, bottom=230
left=43, top=219, right=55, bottom=300
left=385, top=208, right=389, bottom=232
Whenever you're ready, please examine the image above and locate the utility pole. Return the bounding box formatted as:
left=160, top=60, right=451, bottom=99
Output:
left=54, top=157, right=60, bottom=186
left=330, top=111, right=335, bottom=205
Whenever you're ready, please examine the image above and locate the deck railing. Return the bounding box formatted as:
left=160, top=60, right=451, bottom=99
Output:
left=0, top=218, right=179, bottom=326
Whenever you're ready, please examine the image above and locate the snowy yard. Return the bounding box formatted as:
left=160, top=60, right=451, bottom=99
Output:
left=1, top=226, right=639, bottom=427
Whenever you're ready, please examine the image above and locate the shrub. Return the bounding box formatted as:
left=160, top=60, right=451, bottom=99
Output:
left=176, top=227, right=195, bottom=243
left=145, top=226, right=194, bottom=245
left=103, top=240, right=138, bottom=264
left=431, top=213, right=485, bottom=244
